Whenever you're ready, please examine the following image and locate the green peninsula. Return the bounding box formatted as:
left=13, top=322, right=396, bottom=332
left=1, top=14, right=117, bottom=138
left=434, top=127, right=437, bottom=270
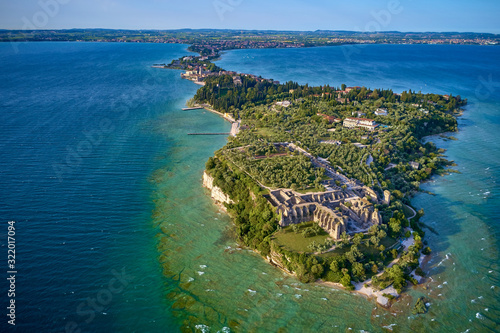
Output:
left=166, top=53, right=466, bottom=305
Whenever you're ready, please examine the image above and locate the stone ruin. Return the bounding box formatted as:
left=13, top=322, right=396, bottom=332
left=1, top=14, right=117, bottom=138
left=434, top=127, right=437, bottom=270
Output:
left=266, top=188, right=381, bottom=240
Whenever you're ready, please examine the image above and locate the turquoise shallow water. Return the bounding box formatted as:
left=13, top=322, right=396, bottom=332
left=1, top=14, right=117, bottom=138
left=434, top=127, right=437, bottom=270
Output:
left=216, top=45, right=500, bottom=332
left=0, top=43, right=499, bottom=332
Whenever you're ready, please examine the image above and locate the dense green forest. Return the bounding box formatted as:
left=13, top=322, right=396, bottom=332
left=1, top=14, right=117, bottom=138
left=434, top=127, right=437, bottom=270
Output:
left=207, top=153, right=425, bottom=289
left=197, top=75, right=465, bottom=196
left=223, top=148, right=324, bottom=190
left=205, top=156, right=278, bottom=254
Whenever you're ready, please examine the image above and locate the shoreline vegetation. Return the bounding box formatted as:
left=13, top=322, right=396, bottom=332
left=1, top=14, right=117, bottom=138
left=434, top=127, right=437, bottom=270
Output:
left=158, top=43, right=467, bottom=309
left=2, top=29, right=499, bottom=49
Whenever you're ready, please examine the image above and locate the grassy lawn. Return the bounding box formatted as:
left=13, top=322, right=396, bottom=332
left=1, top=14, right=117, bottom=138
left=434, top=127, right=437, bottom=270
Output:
left=258, top=188, right=270, bottom=195
left=273, top=220, right=400, bottom=261
left=402, top=204, right=415, bottom=218
left=319, top=234, right=398, bottom=259
left=255, top=127, right=275, bottom=138
left=381, top=235, right=399, bottom=249
left=295, top=186, right=326, bottom=194
left=361, top=236, right=398, bottom=257
left=273, top=222, right=331, bottom=253
left=318, top=245, right=348, bottom=258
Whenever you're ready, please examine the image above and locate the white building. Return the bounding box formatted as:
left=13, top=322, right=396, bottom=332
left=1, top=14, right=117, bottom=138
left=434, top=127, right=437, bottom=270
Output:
left=276, top=101, right=291, bottom=107
left=343, top=117, right=378, bottom=131
left=320, top=140, right=342, bottom=145
left=409, top=161, right=420, bottom=169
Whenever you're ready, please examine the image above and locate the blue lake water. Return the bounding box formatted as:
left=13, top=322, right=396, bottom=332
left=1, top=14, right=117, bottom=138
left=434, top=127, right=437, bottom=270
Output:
left=0, top=42, right=499, bottom=332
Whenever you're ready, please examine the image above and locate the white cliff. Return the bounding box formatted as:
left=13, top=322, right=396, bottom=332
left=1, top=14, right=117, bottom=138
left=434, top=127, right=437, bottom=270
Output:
left=202, top=171, right=234, bottom=210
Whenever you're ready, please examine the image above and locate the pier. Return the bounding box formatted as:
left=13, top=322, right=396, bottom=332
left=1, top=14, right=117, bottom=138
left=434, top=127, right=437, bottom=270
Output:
left=188, top=133, right=230, bottom=135
left=230, top=120, right=241, bottom=137
left=182, top=107, right=204, bottom=111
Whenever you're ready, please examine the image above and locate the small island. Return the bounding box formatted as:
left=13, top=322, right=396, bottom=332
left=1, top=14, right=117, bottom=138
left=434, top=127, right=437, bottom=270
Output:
left=160, top=51, right=466, bottom=307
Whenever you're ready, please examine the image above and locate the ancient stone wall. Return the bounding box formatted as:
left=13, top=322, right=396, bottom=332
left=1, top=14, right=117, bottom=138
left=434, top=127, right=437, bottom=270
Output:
left=383, top=190, right=391, bottom=205
left=270, top=188, right=382, bottom=240
left=314, top=205, right=347, bottom=239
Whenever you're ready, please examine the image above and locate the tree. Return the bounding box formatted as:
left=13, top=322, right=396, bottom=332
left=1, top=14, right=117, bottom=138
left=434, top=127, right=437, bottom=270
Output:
left=353, top=233, right=363, bottom=246
left=311, top=263, right=324, bottom=277
left=377, top=229, right=387, bottom=239
left=323, top=238, right=334, bottom=249
left=205, top=157, right=216, bottom=170
left=393, top=190, right=403, bottom=199
left=422, top=246, right=431, bottom=255
left=386, top=264, right=406, bottom=293
left=302, top=227, right=314, bottom=238
left=296, top=264, right=314, bottom=283
left=415, top=267, right=425, bottom=277
left=340, top=231, right=349, bottom=246
left=346, top=245, right=363, bottom=263
left=330, top=259, right=340, bottom=272
left=389, top=217, right=401, bottom=234
left=412, top=297, right=427, bottom=315
left=352, top=262, right=366, bottom=281
left=368, top=225, right=379, bottom=235
left=340, top=272, right=354, bottom=290
left=307, top=241, right=318, bottom=252
left=312, top=223, right=323, bottom=236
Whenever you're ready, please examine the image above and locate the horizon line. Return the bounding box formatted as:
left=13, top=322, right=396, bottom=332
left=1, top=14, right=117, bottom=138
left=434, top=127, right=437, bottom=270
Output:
left=0, top=28, right=498, bottom=35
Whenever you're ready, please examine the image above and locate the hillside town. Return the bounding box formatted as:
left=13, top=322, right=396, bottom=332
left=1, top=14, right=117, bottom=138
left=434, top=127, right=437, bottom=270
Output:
left=158, top=54, right=280, bottom=86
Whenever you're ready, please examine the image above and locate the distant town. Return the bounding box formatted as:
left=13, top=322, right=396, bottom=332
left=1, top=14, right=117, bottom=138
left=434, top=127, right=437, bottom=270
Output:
left=1, top=29, right=498, bottom=57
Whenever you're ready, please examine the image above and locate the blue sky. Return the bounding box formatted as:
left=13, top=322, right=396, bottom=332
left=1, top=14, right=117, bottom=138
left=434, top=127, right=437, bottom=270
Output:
left=1, top=0, right=499, bottom=33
